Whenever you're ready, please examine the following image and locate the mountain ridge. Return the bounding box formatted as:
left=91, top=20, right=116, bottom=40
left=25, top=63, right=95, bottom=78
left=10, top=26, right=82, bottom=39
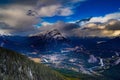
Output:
left=0, top=47, right=67, bottom=80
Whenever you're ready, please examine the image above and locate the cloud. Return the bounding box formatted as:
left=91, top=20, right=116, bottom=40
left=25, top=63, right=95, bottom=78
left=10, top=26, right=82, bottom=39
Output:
left=0, top=22, right=12, bottom=29
left=29, top=1, right=75, bottom=17
left=90, top=12, right=120, bottom=23
left=41, top=22, right=53, bottom=26
left=38, top=17, right=120, bottom=37
left=26, top=0, right=85, bottom=17
left=105, top=19, right=120, bottom=30
left=37, top=5, right=73, bottom=17
left=77, top=19, right=120, bottom=37
left=58, top=7, right=73, bottom=16
left=0, top=0, right=119, bottom=37
left=0, top=0, right=85, bottom=35
left=0, top=5, right=39, bottom=35
left=38, top=21, right=79, bottom=36
left=37, top=5, right=61, bottom=17
left=35, top=11, right=120, bottom=37
left=63, top=12, right=120, bottom=37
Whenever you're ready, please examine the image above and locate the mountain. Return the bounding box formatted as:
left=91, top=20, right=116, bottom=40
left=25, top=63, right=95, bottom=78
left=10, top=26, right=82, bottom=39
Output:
left=0, top=29, right=70, bottom=53
left=0, top=36, right=30, bottom=53
left=0, top=29, right=111, bottom=54
left=97, top=36, right=120, bottom=50
left=0, top=34, right=120, bottom=80
left=91, top=36, right=120, bottom=57
left=28, top=29, right=70, bottom=52
left=102, top=64, right=120, bottom=80
left=0, top=47, right=67, bottom=80
left=30, top=29, right=67, bottom=41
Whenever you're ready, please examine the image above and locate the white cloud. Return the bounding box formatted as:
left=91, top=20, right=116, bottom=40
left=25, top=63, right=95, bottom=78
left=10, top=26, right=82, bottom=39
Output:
left=38, top=5, right=60, bottom=17
left=30, top=0, right=85, bottom=17
left=79, top=19, right=120, bottom=37
left=0, top=30, right=12, bottom=35
left=58, top=7, right=73, bottom=16
left=35, top=4, right=73, bottom=17
left=90, top=12, right=120, bottom=23
left=41, top=22, right=53, bottom=26
left=38, top=19, right=120, bottom=37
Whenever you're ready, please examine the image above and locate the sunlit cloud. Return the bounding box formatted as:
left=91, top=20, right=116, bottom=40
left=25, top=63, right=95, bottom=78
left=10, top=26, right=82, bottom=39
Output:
left=90, top=12, right=120, bottom=23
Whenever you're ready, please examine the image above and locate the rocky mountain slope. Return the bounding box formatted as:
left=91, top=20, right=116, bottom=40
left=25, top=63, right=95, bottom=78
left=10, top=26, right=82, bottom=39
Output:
left=30, top=29, right=67, bottom=41
left=0, top=47, right=67, bottom=80
left=29, top=29, right=69, bottom=51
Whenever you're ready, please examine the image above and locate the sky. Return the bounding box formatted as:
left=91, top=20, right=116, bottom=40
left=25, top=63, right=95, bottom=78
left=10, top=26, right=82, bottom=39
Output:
left=0, top=0, right=120, bottom=37
left=42, top=0, right=120, bottom=22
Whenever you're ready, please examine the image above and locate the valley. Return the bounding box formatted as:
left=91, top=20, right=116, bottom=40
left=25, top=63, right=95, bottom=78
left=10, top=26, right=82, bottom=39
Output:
left=0, top=29, right=120, bottom=80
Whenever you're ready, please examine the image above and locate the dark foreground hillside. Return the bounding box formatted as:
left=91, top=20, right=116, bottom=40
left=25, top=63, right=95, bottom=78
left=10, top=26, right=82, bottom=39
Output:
left=0, top=47, right=66, bottom=80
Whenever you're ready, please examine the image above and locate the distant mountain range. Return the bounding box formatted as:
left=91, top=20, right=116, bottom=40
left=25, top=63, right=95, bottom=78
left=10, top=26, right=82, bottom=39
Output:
left=0, top=29, right=120, bottom=60
left=97, top=36, right=120, bottom=50
left=0, top=29, right=70, bottom=53
left=91, top=36, right=120, bottom=58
